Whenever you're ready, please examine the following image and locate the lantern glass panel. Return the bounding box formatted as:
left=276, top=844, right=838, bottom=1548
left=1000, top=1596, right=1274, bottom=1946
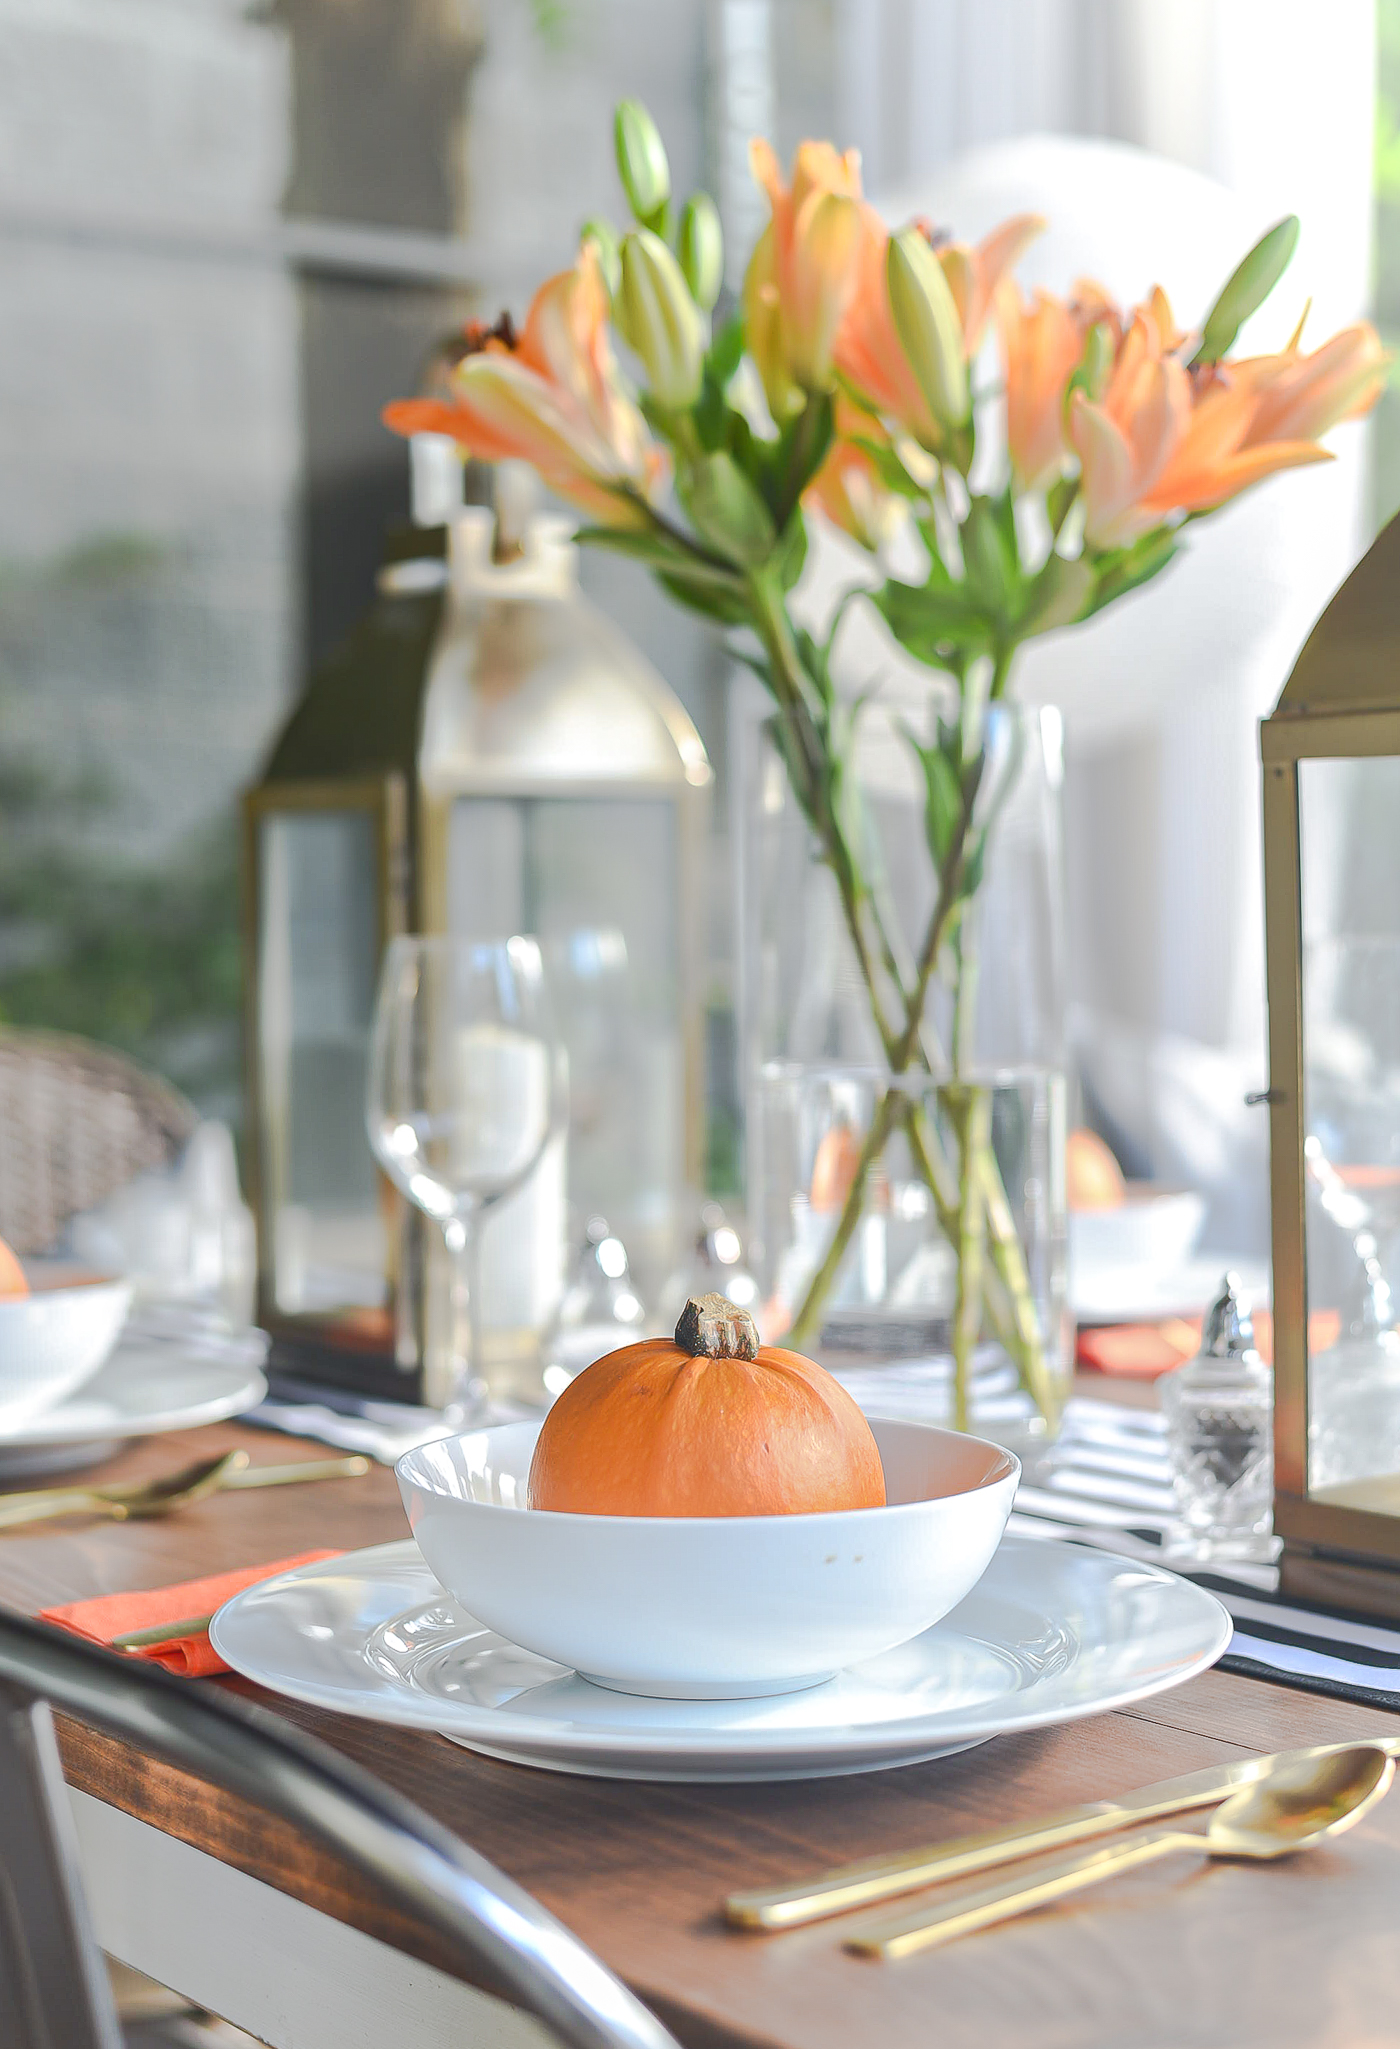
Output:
left=256, top=807, right=386, bottom=1315
left=445, top=792, right=680, bottom=1292
left=1298, top=755, right=1400, bottom=1509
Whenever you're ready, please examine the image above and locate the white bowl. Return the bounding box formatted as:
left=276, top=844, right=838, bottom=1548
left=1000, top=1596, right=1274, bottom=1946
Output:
left=396, top=1418, right=1019, bottom=1699
left=0, top=1278, right=133, bottom=1431
left=1070, top=1186, right=1207, bottom=1279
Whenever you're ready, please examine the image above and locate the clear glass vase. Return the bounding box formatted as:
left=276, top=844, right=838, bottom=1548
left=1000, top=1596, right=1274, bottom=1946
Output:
left=739, top=693, right=1071, bottom=1453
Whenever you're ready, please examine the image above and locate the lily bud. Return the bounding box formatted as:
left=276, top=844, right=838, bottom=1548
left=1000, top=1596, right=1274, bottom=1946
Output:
left=678, top=193, right=724, bottom=312
left=617, top=228, right=707, bottom=409
left=579, top=217, right=621, bottom=299
left=1197, top=214, right=1300, bottom=366
left=887, top=227, right=969, bottom=438
left=614, top=100, right=671, bottom=228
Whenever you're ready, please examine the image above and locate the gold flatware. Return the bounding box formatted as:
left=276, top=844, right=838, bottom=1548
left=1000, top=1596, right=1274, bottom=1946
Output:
left=842, top=1743, right=1394, bottom=1960
left=0, top=1450, right=370, bottom=1531
left=111, top=1612, right=215, bottom=1651
left=0, top=1449, right=248, bottom=1530
left=221, top=1455, right=370, bottom=1490
left=724, top=1732, right=1400, bottom=1929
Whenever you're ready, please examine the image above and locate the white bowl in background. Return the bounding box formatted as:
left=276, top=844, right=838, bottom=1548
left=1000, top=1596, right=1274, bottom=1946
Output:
left=0, top=1278, right=133, bottom=1431
left=396, top=1417, right=1019, bottom=1699
left=1069, top=1186, right=1207, bottom=1282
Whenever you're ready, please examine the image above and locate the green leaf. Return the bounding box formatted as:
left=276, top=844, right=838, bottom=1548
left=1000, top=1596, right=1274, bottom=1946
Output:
left=875, top=576, right=992, bottom=668
left=961, top=494, right=1020, bottom=613
left=1196, top=216, right=1300, bottom=365
left=1017, top=553, right=1095, bottom=640
left=773, top=513, right=808, bottom=593
left=657, top=568, right=751, bottom=625
left=1045, top=474, right=1078, bottom=538
left=764, top=392, right=834, bottom=529
left=572, top=523, right=722, bottom=580
left=903, top=727, right=963, bottom=865
left=706, top=314, right=745, bottom=388
left=692, top=379, right=728, bottom=452
left=678, top=451, right=777, bottom=564
left=693, top=316, right=749, bottom=452
left=1081, top=527, right=1180, bottom=617
left=848, top=434, right=932, bottom=500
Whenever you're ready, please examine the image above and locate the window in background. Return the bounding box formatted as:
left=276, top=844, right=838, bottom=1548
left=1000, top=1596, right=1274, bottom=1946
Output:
left=0, top=0, right=481, bottom=1126
left=0, top=0, right=752, bottom=1159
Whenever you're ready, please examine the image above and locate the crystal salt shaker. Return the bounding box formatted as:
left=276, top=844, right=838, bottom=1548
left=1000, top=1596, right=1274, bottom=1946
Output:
left=1161, top=1274, right=1278, bottom=1564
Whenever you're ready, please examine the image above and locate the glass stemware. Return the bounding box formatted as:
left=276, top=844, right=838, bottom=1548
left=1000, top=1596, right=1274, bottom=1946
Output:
left=366, top=935, right=566, bottom=1421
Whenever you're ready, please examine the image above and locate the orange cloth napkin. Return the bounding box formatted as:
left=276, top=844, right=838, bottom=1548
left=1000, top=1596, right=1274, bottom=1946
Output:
left=1076, top=1307, right=1344, bottom=1381
left=39, top=1551, right=341, bottom=1677
left=1076, top=1320, right=1199, bottom=1379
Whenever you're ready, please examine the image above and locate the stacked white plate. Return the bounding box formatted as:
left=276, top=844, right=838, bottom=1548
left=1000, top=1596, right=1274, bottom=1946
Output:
left=212, top=1538, right=1231, bottom=1781
left=0, top=1308, right=268, bottom=1477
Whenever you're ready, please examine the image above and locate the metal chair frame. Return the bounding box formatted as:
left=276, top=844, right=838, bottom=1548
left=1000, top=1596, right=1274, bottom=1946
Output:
left=0, top=1608, right=679, bottom=2049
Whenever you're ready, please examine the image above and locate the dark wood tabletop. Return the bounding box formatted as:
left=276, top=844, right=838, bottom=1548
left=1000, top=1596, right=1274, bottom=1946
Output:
left=5, top=1406, right=1400, bottom=2049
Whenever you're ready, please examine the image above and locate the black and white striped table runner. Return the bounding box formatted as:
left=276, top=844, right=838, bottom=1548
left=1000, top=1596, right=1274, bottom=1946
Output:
left=833, top=1363, right=1400, bottom=1714
left=257, top=1361, right=1400, bottom=1713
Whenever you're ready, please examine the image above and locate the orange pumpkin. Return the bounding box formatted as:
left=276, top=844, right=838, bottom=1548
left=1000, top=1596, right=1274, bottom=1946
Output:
left=0, top=1236, right=27, bottom=1298
left=528, top=1294, right=886, bottom=1517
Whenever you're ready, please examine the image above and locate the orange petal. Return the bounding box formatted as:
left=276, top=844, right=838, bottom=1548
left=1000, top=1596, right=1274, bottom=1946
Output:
left=1141, top=438, right=1333, bottom=517
left=964, top=212, right=1045, bottom=350
left=748, top=135, right=786, bottom=210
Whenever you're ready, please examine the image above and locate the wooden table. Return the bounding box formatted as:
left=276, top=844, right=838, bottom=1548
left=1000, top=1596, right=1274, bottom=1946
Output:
left=5, top=1408, right=1400, bottom=2049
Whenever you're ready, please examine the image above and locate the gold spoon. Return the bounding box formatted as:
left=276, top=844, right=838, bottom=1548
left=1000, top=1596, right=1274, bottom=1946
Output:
left=844, top=1743, right=1395, bottom=1960
left=0, top=1450, right=372, bottom=1531
left=0, top=1450, right=251, bottom=1529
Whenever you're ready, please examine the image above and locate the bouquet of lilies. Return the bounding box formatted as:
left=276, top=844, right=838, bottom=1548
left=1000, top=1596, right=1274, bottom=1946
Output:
left=388, top=101, right=1386, bottom=1430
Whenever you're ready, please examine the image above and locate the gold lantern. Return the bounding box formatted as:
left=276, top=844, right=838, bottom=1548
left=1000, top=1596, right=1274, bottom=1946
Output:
left=243, top=492, right=711, bottom=1403
left=1264, top=511, right=1400, bottom=1614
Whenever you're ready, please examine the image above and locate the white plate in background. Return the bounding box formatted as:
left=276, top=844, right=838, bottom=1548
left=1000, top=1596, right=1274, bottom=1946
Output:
left=0, top=1335, right=268, bottom=1477
left=1071, top=1255, right=1270, bottom=1327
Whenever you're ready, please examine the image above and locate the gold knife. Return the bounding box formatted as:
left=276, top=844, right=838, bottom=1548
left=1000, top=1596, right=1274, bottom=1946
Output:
left=724, top=1734, right=1400, bottom=1930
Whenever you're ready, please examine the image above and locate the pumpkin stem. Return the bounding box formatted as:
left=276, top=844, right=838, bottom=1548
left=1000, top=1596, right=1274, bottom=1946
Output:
left=675, top=1293, right=760, bottom=1361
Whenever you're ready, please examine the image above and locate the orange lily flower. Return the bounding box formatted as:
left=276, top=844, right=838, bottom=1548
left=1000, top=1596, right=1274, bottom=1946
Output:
left=1067, top=307, right=1193, bottom=547
left=1134, top=373, right=1330, bottom=529
left=1070, top=294, right=1346, bottom=547
left=997, top=278, right=1117, bottom=492
left=744, top=138, right=866, bottom=417
left=1236, top=320, right=1390, bottom=447
left=805, top=397, right=909, bottom=552
left=384, top=247, right=666, bottom=526
left=837, top=213, right=1044, bottom=452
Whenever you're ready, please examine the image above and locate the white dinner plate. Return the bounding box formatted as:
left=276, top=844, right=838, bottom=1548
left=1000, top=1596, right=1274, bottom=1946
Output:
left=0, top=1337, right=268, bottom=1478
left=1071, top=1254, right=1270, bottom=1326
left=211, top=1538, right=1231, bottom=1782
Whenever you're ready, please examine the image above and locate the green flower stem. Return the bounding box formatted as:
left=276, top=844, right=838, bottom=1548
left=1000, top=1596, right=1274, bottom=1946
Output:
left=889, top=752, right=983, bottom=1075
left=745, top=570, right=902, bottom=1059
left=784, top=1086, right=900, bottom=1352
left=946, top=1084, right=991, bottom=1432
left=976, top=1141, right=1062, bottom=1428
left=900, top=1098, right=1029, bottom=1368
left=743, top=555, right=1053, bottom=1424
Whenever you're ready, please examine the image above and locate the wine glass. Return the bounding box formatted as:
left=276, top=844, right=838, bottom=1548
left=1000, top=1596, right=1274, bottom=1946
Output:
left=366, top=935, right=566, bottom=1422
